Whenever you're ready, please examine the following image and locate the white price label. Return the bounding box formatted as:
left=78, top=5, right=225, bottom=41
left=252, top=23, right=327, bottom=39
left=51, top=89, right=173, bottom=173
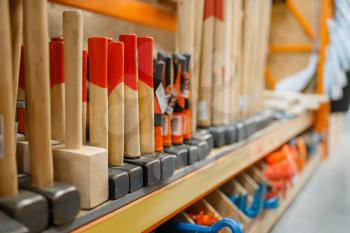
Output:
left=16, top=100, right=26, bottom=109
left=171, top=115, right=182, bottom=136
left=161, top=115, right=168, bottom=136
left=0, top=115, right=4, bottom=158
left=156, top=85, right=167, bottom=114
left=198, top=101, right=208, bottom=121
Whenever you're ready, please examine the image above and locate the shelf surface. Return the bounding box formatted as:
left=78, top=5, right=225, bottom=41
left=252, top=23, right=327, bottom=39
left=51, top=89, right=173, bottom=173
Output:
left=53, top=112, right=313, bottom=233
left=48, top=0, right=177, bottom=31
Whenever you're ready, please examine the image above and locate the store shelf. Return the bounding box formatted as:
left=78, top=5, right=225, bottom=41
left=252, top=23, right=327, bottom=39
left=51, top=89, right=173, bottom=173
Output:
left=46, top=112, right=310, bottom=233
left=48, top=0, right=176, bottom=31
left=248, top=153, right=322, bottom=233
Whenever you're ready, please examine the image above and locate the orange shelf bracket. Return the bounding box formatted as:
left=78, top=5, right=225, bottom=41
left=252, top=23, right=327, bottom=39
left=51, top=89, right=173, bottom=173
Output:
left=265, top=67, right=277, bottom=89
left=286, top=0, right=316, bottom=40
left=269, top=43, right=314, bottom=53
left=49, top=0, right=177, bottom=31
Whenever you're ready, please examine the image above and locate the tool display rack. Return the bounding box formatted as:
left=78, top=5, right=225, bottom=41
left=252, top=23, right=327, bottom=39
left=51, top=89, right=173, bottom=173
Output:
left=45, top=0, right=331, bottom=232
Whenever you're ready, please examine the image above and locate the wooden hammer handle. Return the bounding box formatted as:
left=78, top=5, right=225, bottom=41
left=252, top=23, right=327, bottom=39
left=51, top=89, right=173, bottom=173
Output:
left=9, top=0, right=23, bottom=104
left=0, top=0, right=18, bottom=197
left=120, top=34, right=141, bottom=157
left=63, top=11, right=83, bottom=149
left=108, top=41, right=124, bottom=165
left=137, top=37, right=155, bottom=154
left=23, top=0, right=53, bottom=187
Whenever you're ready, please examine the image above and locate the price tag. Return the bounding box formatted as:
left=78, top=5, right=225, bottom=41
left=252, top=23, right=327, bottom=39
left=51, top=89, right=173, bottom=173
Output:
left=198, top=101, right=208, bottom=121
left=161, top=115, right=168, bottom=136
left=0, top=115, right=4, bottom=158
left=16, top=100, right=26, bottom=109
left=171, top=115, right=182, bottom=136
left=155, top=85, right=167, bottom=114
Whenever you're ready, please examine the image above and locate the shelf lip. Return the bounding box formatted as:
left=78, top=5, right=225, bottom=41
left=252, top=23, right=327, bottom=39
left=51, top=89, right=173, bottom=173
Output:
left=72, top=112, right=313, bottom=233
left=48, top=0, right=177, bottom=31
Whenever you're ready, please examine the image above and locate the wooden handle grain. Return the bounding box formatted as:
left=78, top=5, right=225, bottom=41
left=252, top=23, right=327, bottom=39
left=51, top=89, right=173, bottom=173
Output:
left=211, top=0, right=231, bottom=125
left=137, top=37, right=154, bottom=154
left=119, top=34, right=141, bottom=157
left=82, top=49, right=88, bottom=145
left=49, top=38, right=65, bottom=143
left=108, top=41, right=124, bottom=165
left=198, top=0, right=215, bottom=127
left=23, top=0, right=53, bottom=187
left=9, top=0, right=23, bottom=104
left=0, top=0, right=18, bottom=197
left=88, top=37, right=109, bottom=149
left=63, top=11, right=83, bottom=149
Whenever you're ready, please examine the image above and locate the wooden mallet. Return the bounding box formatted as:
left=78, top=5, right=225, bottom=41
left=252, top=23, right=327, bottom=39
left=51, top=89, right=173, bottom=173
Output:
left=52, top=11, right=108, bottom=210
left=0, top=1, right=48, bottom=231
left=20, top=2, right=81, bottom=224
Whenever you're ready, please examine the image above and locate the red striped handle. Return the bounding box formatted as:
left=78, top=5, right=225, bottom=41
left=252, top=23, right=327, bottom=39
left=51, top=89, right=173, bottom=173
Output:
left=88, top=37, right=108, bottom=88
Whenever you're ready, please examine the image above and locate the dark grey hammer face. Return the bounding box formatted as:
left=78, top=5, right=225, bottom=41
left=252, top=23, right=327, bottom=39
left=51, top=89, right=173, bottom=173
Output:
left=209, top=126, right=226, bottom=148
left=164, top=146, right=188, bottom=169
left=224, top=125, right=237, bottom=145
left=19, top=181, right=80, bottom=226
left=124, top=156, right=161, bottom=186
left=0, top=210, right=29, bottom=233
left=192, top=130, right=214, bottom=153
left=0, top=190, right=48, bottom=233
left=114, top=163, right=143, bottom=193
left=108, top=167, right=129, bottom=200
left=173, top=144, right=199, bottom=165
left=144, top=153, right=177, bottom=180
left=184, top=138, right=209, bottom=160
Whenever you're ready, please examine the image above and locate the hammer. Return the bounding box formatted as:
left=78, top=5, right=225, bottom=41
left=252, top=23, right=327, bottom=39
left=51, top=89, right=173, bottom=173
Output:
left=107, top=40, right=143, bottom=198
left=0, top=1, right=48, bottom=231
left=157, top=53, right=191, bottom=169
left=20, top=2, right=81, bottom=224
left=52, top=11, right=108, bottom=210
left=122, top=35, right=161, bottom=186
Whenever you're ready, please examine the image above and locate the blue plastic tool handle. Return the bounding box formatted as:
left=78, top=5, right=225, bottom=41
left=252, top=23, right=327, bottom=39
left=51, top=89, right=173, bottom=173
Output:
left=264, top=197, right=279, bottom=209
left=227, top=183, right=267, bottom=218
left=164, top=218, right=243, bottom=233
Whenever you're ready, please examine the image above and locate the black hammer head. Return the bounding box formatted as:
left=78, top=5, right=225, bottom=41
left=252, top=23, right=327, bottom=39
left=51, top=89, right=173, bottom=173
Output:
left=0, top=190, right=48, bottom=232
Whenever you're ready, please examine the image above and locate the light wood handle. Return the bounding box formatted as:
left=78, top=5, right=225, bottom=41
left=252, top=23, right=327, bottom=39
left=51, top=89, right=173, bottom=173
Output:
left=137, top=37, right=154, bottom=154
left=212, top=0, right=230, bottom=125
left=0, top=0, right=18, bottom=197
left=88, top=37, right=109, bottom=149
left=64, top=11, right=83, bottom=149
left=49, top=38, right=65, bottom=143
left=108, top=41, right=124, bottom=165
left=23, top=0, right=53, bottom=187
left=82, top=49, right=88, bottom=145
left=10, top=0, right=23, bottom=104
left=198, top=0, right=215, bottom=127
left=119, top=34, right=141, bottom=157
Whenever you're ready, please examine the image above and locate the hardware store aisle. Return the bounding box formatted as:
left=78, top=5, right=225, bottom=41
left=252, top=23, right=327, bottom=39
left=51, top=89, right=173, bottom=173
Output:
left=271, top=117, right=350, bottom=233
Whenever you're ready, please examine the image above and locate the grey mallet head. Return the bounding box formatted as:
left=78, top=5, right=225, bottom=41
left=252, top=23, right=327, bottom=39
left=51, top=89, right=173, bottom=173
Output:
left=0, top=190, right=48, bottom=232
left=20, top=180, right=80, bottom=226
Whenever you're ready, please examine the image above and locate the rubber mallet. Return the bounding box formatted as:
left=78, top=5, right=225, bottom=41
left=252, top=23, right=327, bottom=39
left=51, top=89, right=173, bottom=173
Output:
left=107, top=40, right=142, bottom=198
left=52, top=11, right=108, bottom=210
left=20, top=3, right=81, bottom=226
left=0, top=1, right=48, bottom=231
left=157, top=52, right=188, bottom=169
left=171, top=54, right=200, bottom=165
left=147, top=59, right=176, bottom=180
left=122, top=35, right=161, bottom=186
left=181, top=54, right=210, bottom=160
